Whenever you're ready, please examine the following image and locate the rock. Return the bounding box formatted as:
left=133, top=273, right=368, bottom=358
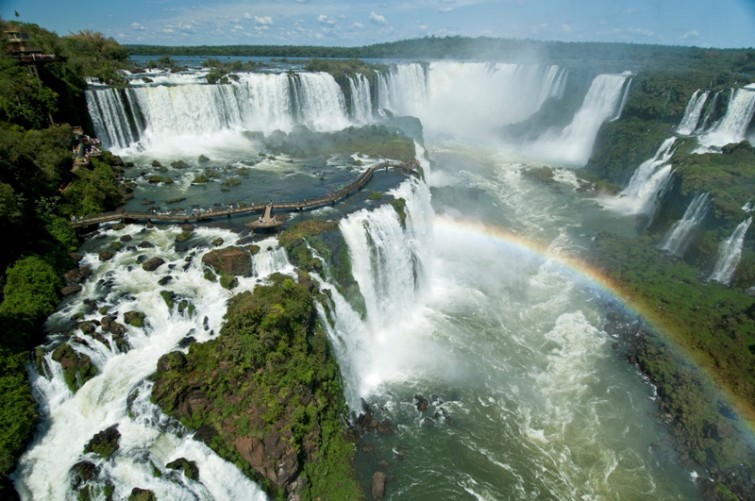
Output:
left=371, top=471, right=387, bottom=500
left=120, top=234, right=133, bottom=242
left=61, top=284, right=82, bottom=296
left=70, top=461, right=100, bottom=488
left=79, top=321, right=97, bottom=334
left=156, top=351, right=187, bottom=372
left=64, top=268, right=85, bottom=284
left=158, top=275, right=173, bottom=286
left=138, top=241, right=155, bottom=249
left=181, top=223, right=195, bottom=233
left=124, top=310, right=146, bottom=327
left=51, top=344, right=97, bottom=391
left=98, top=250, right=115, bottom=262
left=128, top=487, right=156, bottom=501
left=142, top=256, right=165, bottom=272
left=233, top=432, right=299, bottom=487
left=101, top=316, right=126, bottom=336
left=201, top=247, right=252, bottom=276
left=414, top=394, right=429, bottom=412
left=84, top=424, right=120, bottom=459
left=166, top=457, right=199, bottom=481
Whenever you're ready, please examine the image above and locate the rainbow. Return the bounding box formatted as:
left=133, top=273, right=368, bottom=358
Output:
left=433, top=214, right=755, bottom=431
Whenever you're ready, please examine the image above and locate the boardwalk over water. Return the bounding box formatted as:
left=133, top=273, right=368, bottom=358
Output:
left=71, top=161, right=417, bottom=229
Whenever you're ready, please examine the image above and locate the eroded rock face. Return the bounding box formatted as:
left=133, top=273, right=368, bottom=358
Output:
left=372, top=471, right=387, bottom=500
left=234, top=433, right=299, bottom=486
left=201, top=246, right=252, bottom=276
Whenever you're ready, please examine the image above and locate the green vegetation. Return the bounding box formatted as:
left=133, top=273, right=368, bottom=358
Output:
left=265, top=124, right=416, bottom=162
left=151, top=274, right=362, bottom=500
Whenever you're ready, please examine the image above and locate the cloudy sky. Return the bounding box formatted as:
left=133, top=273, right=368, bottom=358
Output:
left=2, top=0, right=754, bottom=48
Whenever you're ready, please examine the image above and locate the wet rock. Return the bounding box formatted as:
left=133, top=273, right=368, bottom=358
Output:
left=371, top=471, right=387, bottom=500
left=51, top=344, right=98, bottom=392
left=158, top=275, right=173, bottom=286
left=128, top=487, right=156, bottom=501
left=414, top=394, right=429, bottom=412
left=124, top=310, right=146, bottom=328
left=201, top=246, right=252, bottom=277
left=138, top=241, right=155, bottom=249
left=178, top=336, right=196, bottom=349
left=70, top=461, right=100, bottom=488
left=61, top=284, right=82, bottom=296
left=64, top=268, right=85, bottom=284
left=98, top=250, right=115, bottom=262
left=142, top=256, right=165, bottom=272
left=181, top=223, right=195, bottom=233
left=120, top=234, right=133, bottom=242
left=101, top=316, right=126, bottom=336
left=166, top=457, right=199, bottom=481
left=156, top=351, right=187, bottom=372
left=84, top=424, right=120, bottom=459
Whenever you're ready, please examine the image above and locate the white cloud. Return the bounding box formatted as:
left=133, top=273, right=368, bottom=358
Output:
left=131, top=22, right=146, bottom=31
left=439, top=0, right=456, bottom=13
left=680, top=29, right=700, bottom=40
left=244, top=12, right=252, bottom=20
left=417, top=23, right=429, bottom=32
left=627, top=27, right=654, bottom=37
left=351, top=21, right=364, bottom=29
left=561, top=23, right=572, bottom=33
left=369, top=11, right=387, bottom=25
left=255, top=16, right=273, bottom=25
left=232, top=24, right=244, bottom=32
left=317, top=14, right=336, bottom=25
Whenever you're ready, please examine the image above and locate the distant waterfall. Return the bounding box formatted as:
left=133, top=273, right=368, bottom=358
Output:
left=349, top=73, right=373, bottom=124
left=610, top=77, right=632, bottom=122
left=709, top=217, right=752, bottom=285
left=86, top=71, right=351, bottom=150
left=601, top=137, right=676, bottom=219
left=677, top=89, right=710, bottom=135
left=659, top=192, right=710, bottom=256
left=530, top=73, right=630, bottom=166
left=697, top=87, right=755, bottom=149
left=376, top=62, right=568, bottom=137
left=319, top=178, right=433, bottom=410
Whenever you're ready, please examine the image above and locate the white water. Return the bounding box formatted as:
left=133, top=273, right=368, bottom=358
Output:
left=349, top=73, right=373, bottom=124
left=697, top=87, right=755, bottom=150
left=610, top=77, right=632, bottom=122
left=602, top=137, right=676, bottom=219
left=709, top=217, right=752, bottom=285
left=527, top=73, right=630, bottom=166
left=12, top=227, right=298, bottom=500
left=660, top=192, right=710, bottom=256
left=677, top=90, right=710, bottom=135
left=376, top=62, right=567, bottom=138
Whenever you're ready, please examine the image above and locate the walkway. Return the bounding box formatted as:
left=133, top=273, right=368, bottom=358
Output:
left=71, top=160, right=418, bottom=228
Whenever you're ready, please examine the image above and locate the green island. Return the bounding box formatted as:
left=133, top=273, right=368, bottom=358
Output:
left=0, top=17, right=753, bottom=500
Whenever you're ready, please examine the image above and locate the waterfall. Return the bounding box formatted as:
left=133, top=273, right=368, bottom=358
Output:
left=348, top=73, right=373, bottom=124
left=529, top=73, right=630, bottom=166
left=318, top=178, right=434, bottom=409
left=697, top=87, right=755, bottom=149
left=375, top=62, right=568, bottom=138
left=677, top=90, right=710, bottom=135
left=601, top=137, right=676, bottom=219
left=13, top=226, right=294, bottom=499
left=709, top=217, right=752, bottom=285
left=86, top=71, right=351, bottom=150
left=610, top=77, right=632, bottom=122
left=659, top=192, right=710, bottom=256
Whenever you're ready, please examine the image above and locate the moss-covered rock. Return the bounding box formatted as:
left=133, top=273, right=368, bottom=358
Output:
left=151, top=274, right=362, bottom=500
left=51, top=344, right=98, bottom=392
left=83, top=424, right=120, bottom=459
left=201, top=247, right=253, bottom=277
left=166, top=457, right=199, bottom=481
left=123, top=310, right=146, bottom=328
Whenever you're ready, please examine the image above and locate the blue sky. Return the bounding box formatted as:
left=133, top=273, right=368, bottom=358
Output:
left=2, top=0, right=754, bottom=48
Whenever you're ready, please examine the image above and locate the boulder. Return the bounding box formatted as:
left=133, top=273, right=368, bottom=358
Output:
left=166, top=457, right=199, bottom=481
left=142, top=256, right=165, bottom=272
left=84, top=424, right=120, bottom=459
left=70, top=461, right=99, bottom=488
left=201, top=246, right=252, bottom=276
left=61, top=284, right=82, bottom=296
left=98, top=250, right=115, bottom=262
left=128, top=488, right=156, bottom=501
left=124, top=310, right=146, bottom=327
left=414, top=394, right=429, bottom=412
left=371, top=471, right=387, bottom=500
left=233, top=432, right=299, bottom=487
left=156, top=351, right=187, bottom=372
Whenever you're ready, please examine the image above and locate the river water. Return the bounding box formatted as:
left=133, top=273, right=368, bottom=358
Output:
left=13, top=62, right=702, bottom=499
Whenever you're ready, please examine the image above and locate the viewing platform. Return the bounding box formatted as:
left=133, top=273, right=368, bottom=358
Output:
left=70, top=160, right=420, bottom=231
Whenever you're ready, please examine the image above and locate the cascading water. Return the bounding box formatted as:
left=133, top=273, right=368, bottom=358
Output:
left=348, top=73, right=373, bottom=124
left=601, top=137, right=676, bottom=219
left=697, top=86, right=755, bottom=150
left=677, top=89, right=710, bottom=135
left=709, top=217, right=752, bottom=285
left=86, top=71, right=351, bottom=151
left=660, top=192, right=710, bottom=256
left=527, top=72, right=630, bottom=166
left=610, top=77, right=632, bottom=122
left=13, top=227, right=295, bottom=500
left=376, top=62, right=568, bottom=138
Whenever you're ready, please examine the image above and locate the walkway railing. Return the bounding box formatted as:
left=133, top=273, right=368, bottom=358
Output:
left=71, top=161, right=417, bottom=228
